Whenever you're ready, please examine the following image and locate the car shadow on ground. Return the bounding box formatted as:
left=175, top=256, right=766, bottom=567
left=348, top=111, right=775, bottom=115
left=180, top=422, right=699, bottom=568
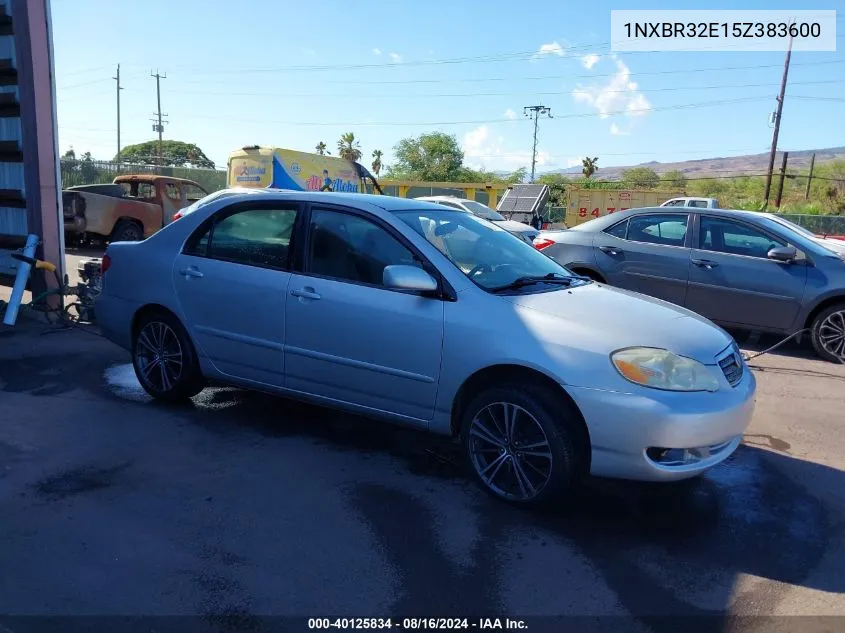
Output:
left=3, top=340, right=843, bottom=628
left=156, top=383, right=843, bottom=628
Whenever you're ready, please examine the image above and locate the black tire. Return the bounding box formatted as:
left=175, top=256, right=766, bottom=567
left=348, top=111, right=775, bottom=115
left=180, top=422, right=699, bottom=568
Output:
left=132, top=310, right=205, bottom=402
left=460, top=383, right=587, bottom=508
left=810, top=302, right=845, bottom=363
left=111, top=220, right=144, bottom=242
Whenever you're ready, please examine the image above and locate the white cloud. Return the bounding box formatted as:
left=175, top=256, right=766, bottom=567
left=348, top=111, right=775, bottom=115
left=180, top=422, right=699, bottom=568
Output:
left=388, top=52, right=403, bottom=63
left=565, top=158, right=582, bottom=168
left=372, top=48, right=382, bottom=56
left=571, top=57, right=652, bottom=119
left=462, top=125, right=550, bottom=171
left=531, top=41, right=565, bottom=61
left=503, top=108, right=517, bottom=120
left=580, top=54, right=600, bottom=69
left=610, top=122, right=630, bottom=136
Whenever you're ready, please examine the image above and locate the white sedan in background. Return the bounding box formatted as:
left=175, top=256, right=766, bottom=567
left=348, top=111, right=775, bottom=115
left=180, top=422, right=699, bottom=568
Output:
left=415, top=195, right=540, bottom=245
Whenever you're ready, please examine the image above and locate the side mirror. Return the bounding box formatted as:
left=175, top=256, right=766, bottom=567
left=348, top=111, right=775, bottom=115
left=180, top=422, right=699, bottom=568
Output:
left=383, top=265, right=438, bottom=293
left=767, top=246, right=797, bottom=263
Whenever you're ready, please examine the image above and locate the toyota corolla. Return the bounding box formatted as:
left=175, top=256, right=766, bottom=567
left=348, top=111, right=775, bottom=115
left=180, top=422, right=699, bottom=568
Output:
left=95, top=190, right=756, bottom=507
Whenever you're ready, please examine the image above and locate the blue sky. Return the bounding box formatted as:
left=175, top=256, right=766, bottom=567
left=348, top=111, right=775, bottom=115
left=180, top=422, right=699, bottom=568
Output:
left=51, top=0, right=843, bottom=174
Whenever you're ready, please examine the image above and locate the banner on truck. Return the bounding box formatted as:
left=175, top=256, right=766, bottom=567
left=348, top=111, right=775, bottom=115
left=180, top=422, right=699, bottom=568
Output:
left=228, top=148, right=362, bottom=192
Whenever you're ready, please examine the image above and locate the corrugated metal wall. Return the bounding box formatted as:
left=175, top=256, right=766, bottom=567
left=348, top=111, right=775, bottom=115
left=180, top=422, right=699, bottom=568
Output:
left=0, top=0, right=26, bottom=276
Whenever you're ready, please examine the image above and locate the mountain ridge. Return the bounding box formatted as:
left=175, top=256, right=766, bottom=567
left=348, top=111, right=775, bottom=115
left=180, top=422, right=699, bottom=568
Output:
left=544, top=146, right=845, bottom=180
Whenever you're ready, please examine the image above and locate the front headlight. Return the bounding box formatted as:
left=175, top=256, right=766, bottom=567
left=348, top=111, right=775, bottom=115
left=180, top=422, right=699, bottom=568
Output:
left=611, top=347, right=720, bottom=392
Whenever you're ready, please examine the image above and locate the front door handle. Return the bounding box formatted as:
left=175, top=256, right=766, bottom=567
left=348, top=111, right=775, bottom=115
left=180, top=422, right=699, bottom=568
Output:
left=691, top=258, right=719, bottom=269
left=179, top=266, right=204, bottom=279
left=290, top=287, right=321, bottom=300
left=599, top=246, right=622, bottom=256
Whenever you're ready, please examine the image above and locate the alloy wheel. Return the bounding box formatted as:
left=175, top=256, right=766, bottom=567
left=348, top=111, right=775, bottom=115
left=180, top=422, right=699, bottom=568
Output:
left=135, top=321, right=184, bottom=392
left=467, top=402, right=553, bottom=501
left=819, top=310, right=845, bottom=360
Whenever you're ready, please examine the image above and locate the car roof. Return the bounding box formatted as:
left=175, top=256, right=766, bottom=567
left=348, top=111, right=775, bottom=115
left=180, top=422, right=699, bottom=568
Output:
left=204, top=188, right=450, bottom=212
left=573, top=206, right=785, bottom=231
left=415, top=195, right=467, bottom=203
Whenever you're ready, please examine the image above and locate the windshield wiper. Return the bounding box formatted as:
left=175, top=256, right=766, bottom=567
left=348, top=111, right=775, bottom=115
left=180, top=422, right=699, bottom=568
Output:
left=490, top=273, right=585, bottom=293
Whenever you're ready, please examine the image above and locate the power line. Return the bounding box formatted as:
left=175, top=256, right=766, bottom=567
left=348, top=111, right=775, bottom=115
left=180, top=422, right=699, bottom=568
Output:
left=152, top=78, right=845, bottom=100
left=167, top=95, right=775, bottom=127
left=170, top=58, right=845, bottom=87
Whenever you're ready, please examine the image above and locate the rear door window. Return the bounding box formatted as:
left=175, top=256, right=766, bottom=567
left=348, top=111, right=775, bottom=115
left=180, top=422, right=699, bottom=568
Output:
left=627, top=214, right=689, bottom=246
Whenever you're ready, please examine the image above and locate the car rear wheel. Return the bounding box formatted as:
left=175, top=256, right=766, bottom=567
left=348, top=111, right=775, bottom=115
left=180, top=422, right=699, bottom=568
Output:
left=111, top=220, right=143, bottom=242
left=460, top=384, right=586, bottom=508
left=132, top=311, right=204, bottom=402
left=810, top=302, right=845, bottom=363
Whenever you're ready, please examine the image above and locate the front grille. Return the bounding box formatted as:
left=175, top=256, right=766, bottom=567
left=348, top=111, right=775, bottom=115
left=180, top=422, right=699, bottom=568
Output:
left=718, top=346, right=744, bottom=387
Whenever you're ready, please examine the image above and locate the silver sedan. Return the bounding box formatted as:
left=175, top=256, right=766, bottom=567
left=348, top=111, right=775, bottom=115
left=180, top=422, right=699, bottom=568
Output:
left=95, top=190, right=756, bottom=507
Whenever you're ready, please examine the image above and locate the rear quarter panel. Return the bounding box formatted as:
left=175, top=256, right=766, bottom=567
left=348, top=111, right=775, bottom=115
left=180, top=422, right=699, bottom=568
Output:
left=79, top=193, right=163, bottom=238
left=542, top=232, right=597, bottom=271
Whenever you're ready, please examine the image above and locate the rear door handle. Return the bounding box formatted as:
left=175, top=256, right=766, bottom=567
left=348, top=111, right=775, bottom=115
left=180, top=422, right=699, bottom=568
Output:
left=179, top=266, right=204, bottom=279
left=290, top=287, right=321, bottom=300
left=599, top=246, right=622, bottom=256
left=691, top=258, right=719, bottom=269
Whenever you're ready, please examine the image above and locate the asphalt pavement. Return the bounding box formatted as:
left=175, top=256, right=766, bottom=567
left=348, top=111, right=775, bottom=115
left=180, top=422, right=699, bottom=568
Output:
left=1, top=306, right=844, bottom=633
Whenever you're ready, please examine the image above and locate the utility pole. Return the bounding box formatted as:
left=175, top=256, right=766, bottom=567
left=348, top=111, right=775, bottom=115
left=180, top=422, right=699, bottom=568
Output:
left=113, top=64, right=123, bottom=164
left=775, top=151, right=789, bottom=210
left=805, top=152, right=816, bottom=200
left=763, top=31, right=794, bottom=208
left=524, top=105, right=552, bottom=182
left=150, top=70, right=168, bottom=169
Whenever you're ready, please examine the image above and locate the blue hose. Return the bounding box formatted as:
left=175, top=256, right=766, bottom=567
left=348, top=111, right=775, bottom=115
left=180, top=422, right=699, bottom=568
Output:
left=2, top=234, right=40, bottom=326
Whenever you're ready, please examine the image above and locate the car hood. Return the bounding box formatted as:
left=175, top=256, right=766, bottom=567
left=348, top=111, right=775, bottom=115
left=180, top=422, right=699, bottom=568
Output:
left=494, top=220, right=537, bottom=234
left=503, top=282, right=733, bottom=365
left=816, top=237, right=845, bottom=257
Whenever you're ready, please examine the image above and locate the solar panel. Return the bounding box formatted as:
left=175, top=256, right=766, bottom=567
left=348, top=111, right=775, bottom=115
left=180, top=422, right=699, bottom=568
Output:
left=496, top=184, right=550, bottom=222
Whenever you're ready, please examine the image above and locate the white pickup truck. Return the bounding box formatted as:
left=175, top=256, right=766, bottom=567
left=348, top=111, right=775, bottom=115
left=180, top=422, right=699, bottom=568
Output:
left=659, top=197, right=720, bottom=209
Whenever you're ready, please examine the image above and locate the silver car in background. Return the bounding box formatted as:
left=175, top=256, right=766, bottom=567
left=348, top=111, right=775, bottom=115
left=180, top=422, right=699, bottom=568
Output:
left=96, top=191, right=756, bottom=507
left=535, top=207, right=845, bottom=363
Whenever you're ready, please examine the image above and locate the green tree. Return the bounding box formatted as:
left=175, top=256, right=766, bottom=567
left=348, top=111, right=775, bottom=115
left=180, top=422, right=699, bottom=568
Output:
left=661, top=169, right=687, bottom=190
left=371, top=149, right=383, bottom=176
left=337, top=133, right=362, bottom=162
left=315, top=141, right=330, bottom=156
left=385, top=132, right=465, bottom=181
left=116, top=140, right=215, bottom=168
left=582, top=156, right=599, bottom=178
left=62, top=147, right=76, bottom=160
left=537, top=173, right=572, bottom=206
left=622, top=166, right=660, bottom=189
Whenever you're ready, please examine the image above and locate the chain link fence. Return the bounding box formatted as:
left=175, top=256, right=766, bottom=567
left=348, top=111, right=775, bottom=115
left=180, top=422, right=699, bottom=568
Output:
left=60, top=159, right=227, bottom=193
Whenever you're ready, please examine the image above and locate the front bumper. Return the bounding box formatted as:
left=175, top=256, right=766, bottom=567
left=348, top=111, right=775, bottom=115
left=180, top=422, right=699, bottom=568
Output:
left=565, top=366, right=756, bottom=481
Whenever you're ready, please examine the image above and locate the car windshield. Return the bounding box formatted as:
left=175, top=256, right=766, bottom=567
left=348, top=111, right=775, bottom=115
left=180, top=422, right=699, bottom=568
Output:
left=394, top=208, right=577, bottom=291
left=462, top=200, right=505, bottom=221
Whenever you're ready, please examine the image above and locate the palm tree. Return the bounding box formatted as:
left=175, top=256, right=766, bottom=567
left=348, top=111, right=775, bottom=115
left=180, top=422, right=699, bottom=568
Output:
left=315, top=141, right=329, bottom=156
left=582, top=156, right=599, bottom=178
left=337, top=133, right=362, bottom=162
left=371, top=149, right=383, bottom=176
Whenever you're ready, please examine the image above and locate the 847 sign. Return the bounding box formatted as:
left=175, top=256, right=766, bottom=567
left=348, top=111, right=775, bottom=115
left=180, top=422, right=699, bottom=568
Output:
left=578, top=207, right=629, bottom=218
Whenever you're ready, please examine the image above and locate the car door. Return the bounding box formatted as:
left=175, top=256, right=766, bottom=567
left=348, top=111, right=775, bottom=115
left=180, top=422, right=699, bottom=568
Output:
left=685, top=214, right=808, bottom=330
left=171, top=200, right=302, bottom=386
left=284, top=205, right=445, bottom=423
left=593, top=212, right=692, bottom=306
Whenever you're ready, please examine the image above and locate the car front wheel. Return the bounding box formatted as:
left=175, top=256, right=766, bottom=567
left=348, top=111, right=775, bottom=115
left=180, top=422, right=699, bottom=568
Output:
left=810, top=302, right=845, bottom=363
left=132, top=311, right=205, bottom=401
left=460, top=384, right=586, bottom=508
